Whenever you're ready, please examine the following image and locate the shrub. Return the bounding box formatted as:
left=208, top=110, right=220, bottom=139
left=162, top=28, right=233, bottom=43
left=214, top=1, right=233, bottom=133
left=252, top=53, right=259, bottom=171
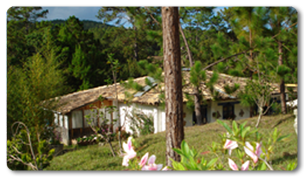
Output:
left=128, top=109, right=154, bottom=137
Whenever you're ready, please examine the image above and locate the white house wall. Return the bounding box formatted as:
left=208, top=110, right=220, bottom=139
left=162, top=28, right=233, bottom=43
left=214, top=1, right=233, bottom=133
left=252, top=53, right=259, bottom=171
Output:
left=118, top=103, right=158, bottom=134
left=234, top=102, right=250, bottom=121
left=54, top=114, right=69, bottom=145
left=118, top=103, right=193, bottom=135
left=209, top=99, right=250, bottom=123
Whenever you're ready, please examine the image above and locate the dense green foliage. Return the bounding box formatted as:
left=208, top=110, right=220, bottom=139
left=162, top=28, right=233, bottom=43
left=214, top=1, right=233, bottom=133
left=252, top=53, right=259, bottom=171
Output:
left=7, top=6, right=297, bottom=170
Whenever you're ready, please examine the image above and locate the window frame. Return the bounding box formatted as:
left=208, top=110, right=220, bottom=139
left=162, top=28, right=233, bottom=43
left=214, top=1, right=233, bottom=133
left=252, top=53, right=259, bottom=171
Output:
left=222, top=103, right=235, bottom=120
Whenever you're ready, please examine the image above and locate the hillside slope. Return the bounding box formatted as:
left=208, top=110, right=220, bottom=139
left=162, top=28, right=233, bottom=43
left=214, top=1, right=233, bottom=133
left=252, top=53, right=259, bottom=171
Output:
left=46, top=114, right=298, bottom=171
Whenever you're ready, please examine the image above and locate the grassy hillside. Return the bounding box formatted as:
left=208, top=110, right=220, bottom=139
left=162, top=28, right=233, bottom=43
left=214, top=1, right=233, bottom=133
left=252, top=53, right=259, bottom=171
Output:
left=45, top=114, right=298, bottom=171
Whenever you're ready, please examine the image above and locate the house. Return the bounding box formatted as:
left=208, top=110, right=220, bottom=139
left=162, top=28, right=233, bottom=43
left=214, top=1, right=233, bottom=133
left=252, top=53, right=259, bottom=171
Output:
left=52, top=70, right=296, bottom=145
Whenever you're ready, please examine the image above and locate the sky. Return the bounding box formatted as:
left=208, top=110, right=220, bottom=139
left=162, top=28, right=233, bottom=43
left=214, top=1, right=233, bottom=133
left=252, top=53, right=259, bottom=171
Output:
left=41, top=6, right=225, bottom=22
left=41, top=7, right=102, bottom=21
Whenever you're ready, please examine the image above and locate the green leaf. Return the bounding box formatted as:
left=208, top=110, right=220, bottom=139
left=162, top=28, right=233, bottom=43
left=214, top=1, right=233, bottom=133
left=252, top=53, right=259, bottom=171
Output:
left=170, top=159, right=186, bottom=170
left=232, top=121, right=238, bottom=134
left=260, top=162, right=267, bottom=171
left=272, top=128, right=278, bottom=141
left=241, top=127, right=251, bottom=139
left=240, top=121, right=247, bottom=129
left=287, top=162, right=297, bottom=171
left=217, top=119, right=232, bottom=134
left=277, top=133, right=291, bottom=142
left=188, top=158, right=198, bottom=170
left=173, top=148, right=184, bottom=156
left=206, top=158, right=218, bottom=168
left=181, top=141, right=190, bottom=158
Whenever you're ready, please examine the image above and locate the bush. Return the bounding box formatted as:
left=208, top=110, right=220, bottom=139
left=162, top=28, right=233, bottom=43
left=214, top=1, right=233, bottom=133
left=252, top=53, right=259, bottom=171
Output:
left=128, top=109, right=154, bottom=137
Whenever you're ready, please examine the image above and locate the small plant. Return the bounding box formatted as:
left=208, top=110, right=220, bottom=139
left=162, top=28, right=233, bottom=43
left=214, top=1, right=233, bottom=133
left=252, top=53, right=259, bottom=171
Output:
left=169, top=120, right=292, bottom=171
left=121, top=137, right=168, bottom=171
left=50, top=129, right=62, bottom=145
left=84, top=97, right=118, bottom=156
left=7, top=122, right=55, bottom=170
left=128, top=109, right=154, bottom=137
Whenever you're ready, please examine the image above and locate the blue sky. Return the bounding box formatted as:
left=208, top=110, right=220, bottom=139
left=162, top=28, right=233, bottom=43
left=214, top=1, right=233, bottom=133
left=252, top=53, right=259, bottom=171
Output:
left=41, top=7, right=225, bottom=22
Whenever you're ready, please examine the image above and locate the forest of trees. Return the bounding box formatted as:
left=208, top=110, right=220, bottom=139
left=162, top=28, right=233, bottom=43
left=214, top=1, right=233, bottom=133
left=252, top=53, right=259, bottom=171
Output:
left=7, top=7, right=298, bottom=93
left=7, top=7, right=297, bottom=170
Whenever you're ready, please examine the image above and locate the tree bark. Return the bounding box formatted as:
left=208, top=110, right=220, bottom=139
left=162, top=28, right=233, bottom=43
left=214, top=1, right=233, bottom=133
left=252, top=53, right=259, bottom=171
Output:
left=112, top=69, right=122, bottom=153
left=133, top=26, right=139, bottom=61
left=194, top=88, right=202, bottom=125
left=249, top=29, right=253, bottom=61
left=255, top=107, right=263, bottom=128
left=162, top=7, right=184, bottom=167
left=179, top=24, right=193, bottom=66
left=278, top=40, right=287, bottom=114
left=179, top=18, right=203, bottom=125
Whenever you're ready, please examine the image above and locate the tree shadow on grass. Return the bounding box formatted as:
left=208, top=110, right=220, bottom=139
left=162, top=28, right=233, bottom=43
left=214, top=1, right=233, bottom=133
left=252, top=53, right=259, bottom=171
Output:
left=271, top=152, right=298, bottom=166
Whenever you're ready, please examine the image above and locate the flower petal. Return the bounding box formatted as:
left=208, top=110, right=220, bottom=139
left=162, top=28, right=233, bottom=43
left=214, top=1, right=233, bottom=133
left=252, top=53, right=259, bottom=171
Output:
left=224, top=139, right=232, bottom=149
left=228, top=158, right=238, bottom=171
left=127, top=137, right=133, bottom=150
left=228, top=148, right=232, bottom=156
left=127, top=149, right=137, bottom=159
left=255, top=143, right=262, bottom=157
left=122, top=142, right=129, bottom=153
left=241, top=161, right=250, bottom=171
left=156, top=164, right=163, bottom=171
left=244, top=143, right=258, bottom=163
left=162, top=166, right=169, bottom=171
left=122, top=156, right=129, bottom=167
left=141, top=166, right=148, bottom=170
left=245, top=142, right=253, bottom=151
left=224, top=140, right=238, bottom=150
left=139, top=152, right=149, bottom=167
left=142, top=164, right=158, bottom=171
left=148, top=155, right=156, bottom=165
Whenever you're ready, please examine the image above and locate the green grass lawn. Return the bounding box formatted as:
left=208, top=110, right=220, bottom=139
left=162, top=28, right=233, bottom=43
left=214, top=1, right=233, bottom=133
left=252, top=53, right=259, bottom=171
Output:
left=45, top=113, right=298, bottom=171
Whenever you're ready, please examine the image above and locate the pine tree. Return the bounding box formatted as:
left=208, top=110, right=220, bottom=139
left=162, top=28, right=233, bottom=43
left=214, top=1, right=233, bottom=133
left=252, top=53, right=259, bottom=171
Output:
left=7, top=45, right=67, bottom=148
left=267, top=7, right=297, bottom=114
left=7, top=7, right=49, bottom=67
left=162, top=7, right=184, bottom=167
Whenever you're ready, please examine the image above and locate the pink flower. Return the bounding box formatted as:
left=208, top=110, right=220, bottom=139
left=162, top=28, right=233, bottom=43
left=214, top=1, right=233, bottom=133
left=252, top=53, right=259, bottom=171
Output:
left=224, top=139, right=238, bottom=155
left=122, top=137, right=137, bottom=166
left=162, top=166, right=169, bottom=171
left=244, top=142, right=262, bottom=163
left=139, top=152, right=149, bottom=167
left=141, top=155, right=163, bottom=171
left=228, top=158, right=250, bottom=171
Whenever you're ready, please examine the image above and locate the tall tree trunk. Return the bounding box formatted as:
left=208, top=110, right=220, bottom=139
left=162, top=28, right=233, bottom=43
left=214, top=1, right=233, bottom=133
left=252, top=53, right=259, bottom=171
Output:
left=255, top=107, right=263, bottom=128
left=179, top=21, right=202, bottom=125
left=112, top=70, right=122, bottom=153
left=278, top=40, right=287, bottom=114
left=133, top=26, right=139, bottom=61
left=162, top=7, right=184, bottom=167
left=194, top=89, right=202, bottom=125
left=179, top=24, right=193, bottom=66
left=249, top=29, right=253, bottom=61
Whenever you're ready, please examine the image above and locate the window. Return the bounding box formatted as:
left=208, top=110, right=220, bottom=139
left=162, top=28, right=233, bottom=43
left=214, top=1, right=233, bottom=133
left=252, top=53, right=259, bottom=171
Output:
left=84, top=109, right=98, bottom=127
left=72, top=110, right=83, bottom=128
left=223, top=104, right=235, bottom=120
